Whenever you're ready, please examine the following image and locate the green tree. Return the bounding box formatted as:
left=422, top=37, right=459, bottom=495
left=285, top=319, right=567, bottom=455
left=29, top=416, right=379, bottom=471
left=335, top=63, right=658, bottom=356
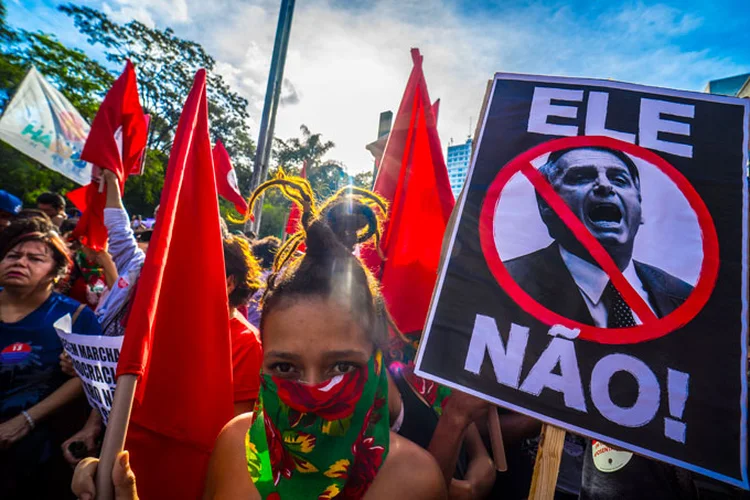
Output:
left=0, top=0, right=113, bottom=202
left=273, top=124, right=348, bottom=200
left=353, top=170, right=374, bottom=189
left=59, top=4, right=254, bottom=176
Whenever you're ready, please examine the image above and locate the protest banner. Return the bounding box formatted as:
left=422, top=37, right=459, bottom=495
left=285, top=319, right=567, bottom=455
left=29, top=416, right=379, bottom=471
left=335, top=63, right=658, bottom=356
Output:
left=414, top=73, right=750, bottom=488
left=55, top=316, right=123, bottom=425
left=0, top=66, right=91, bottom=184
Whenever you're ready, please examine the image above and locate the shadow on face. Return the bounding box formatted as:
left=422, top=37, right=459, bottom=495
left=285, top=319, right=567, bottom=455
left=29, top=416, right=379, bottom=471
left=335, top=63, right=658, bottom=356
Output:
left=262, top=296, right=374, bottom=386
left=0, top=240, right=56, bottom=289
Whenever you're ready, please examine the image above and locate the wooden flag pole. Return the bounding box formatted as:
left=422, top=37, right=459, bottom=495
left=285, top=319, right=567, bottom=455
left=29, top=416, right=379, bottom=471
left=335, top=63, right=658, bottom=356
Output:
left=488, top=409, right=507, bottom=471
left=94, top=374, right=138, bottom=500
left=528, top=424, right=566, bottom=500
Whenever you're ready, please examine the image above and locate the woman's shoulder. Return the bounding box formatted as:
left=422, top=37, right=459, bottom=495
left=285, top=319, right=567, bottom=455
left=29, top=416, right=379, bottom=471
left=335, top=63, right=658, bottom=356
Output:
left=204, top=413, right=259, bottom=500
left=49, top=293, right=102, bottom=335
left=367, top=432, right=447, bottom=499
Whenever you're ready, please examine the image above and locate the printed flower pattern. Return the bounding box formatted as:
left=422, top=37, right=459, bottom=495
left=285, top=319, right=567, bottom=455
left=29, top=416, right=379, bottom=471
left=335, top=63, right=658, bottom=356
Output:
left=275, top=365, right=368, bottom=421
left=247, top=352, right=390, bottom=499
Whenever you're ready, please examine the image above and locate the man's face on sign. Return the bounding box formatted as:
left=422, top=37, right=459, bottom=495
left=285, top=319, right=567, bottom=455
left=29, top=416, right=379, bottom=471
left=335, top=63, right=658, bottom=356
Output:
left=541, top=148, right=643, bottom=250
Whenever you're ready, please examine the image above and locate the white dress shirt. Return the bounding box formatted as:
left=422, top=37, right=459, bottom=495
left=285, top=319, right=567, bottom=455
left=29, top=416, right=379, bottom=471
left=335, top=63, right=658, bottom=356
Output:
left=558, top=246, right=656, bottom=327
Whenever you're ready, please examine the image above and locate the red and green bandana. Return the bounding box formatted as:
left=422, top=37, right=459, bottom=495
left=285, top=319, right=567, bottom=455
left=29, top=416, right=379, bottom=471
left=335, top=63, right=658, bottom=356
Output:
left=246, top=351, right=390, bottom=499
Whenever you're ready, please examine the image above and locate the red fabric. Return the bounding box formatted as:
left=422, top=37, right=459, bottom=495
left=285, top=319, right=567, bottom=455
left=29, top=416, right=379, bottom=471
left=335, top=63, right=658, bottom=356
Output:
left=284, top=160, right=307, bottom=235
left=118, top=69, right=234, bottom=500
left=230, top=314, right=262, bottom=403
left=362, top=49, right=454, bottom=334
left=212, top=139, right=248, bottom=215
left=72, top=61, right=147, bottom=251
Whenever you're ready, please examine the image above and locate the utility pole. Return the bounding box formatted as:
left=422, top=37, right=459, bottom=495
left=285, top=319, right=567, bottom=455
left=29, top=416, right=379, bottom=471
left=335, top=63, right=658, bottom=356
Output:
left=247, top=0, right=296, bottom=233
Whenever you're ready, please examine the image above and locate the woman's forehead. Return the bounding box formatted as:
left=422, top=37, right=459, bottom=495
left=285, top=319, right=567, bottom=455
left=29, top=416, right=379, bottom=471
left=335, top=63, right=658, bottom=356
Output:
left=264, top=297, right=371, bottom=348
left=11, top=240, right=51, bottom=255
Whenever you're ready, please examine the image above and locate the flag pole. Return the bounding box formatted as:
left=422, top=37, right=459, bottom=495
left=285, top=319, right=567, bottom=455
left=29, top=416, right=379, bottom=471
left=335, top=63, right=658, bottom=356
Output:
left=94, top=374, right=138, bottom=500
left=247, top=0, right=296, bottom=234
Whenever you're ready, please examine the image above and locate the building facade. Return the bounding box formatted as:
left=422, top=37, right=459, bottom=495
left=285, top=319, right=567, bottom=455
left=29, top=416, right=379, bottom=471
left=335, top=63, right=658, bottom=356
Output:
left=446, top=138, right=472, bottom=198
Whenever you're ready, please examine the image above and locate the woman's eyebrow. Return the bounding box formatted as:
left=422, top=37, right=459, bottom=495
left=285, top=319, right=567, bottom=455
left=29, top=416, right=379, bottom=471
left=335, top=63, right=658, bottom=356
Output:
left=264, top=351, right=302, bottom=362
left=321, top=350, right=368, bottom=361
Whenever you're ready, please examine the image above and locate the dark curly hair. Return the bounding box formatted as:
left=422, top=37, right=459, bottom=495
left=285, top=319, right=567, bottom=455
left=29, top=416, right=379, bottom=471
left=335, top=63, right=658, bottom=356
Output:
left=246, top=169, right=392, bottom=348
left=251, top=236, right=281, bottom=270
left=223, top=235, right=262, bottom=309
left=0, top=216, right=72, bottom=281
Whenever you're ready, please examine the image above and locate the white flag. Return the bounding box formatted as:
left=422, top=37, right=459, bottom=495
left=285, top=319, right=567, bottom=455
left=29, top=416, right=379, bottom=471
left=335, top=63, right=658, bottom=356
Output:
left=0, top=66, right=91, bottom=184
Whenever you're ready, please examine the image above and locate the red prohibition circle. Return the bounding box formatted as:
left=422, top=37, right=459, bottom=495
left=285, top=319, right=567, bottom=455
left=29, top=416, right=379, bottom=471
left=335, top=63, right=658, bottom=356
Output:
left=478, top=136, right=720, bottom=344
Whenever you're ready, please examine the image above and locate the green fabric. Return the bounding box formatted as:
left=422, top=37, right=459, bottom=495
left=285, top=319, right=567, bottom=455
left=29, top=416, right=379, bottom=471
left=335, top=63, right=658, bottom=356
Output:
left=246, top=351, right=390, bottom=499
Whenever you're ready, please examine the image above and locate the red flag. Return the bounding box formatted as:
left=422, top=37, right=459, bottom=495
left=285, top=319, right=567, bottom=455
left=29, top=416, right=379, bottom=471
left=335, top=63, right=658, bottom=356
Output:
left=365, top=49, right=454, bottom=334
left=117, top=69, right=234, bottom=499
left=284, top=160, right=308, bottom=235
left=213, top=139, right=248, bottom=215
left=71, top=61, right=147, bottom=251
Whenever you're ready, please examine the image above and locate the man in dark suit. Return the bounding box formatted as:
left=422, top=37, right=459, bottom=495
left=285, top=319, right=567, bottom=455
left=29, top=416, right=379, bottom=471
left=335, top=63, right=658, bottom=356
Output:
left=504, top=147, right=699, bottom=499
left=503, top=146, right=693, bottom=327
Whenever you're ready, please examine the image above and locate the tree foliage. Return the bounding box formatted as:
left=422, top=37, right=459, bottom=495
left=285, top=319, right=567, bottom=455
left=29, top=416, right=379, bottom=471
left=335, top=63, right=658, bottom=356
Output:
left=0, top=0, right=114, bottom=203
left=0, top=1, right=254, bottom=219
left=273, top=124, right=348, bottom=201
left=59, top=3, right=254, bottom=177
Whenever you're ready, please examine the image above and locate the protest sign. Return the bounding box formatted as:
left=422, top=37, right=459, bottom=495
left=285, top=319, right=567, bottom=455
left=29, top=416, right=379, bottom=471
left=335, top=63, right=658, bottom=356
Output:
left=0, top=66, right=91, bottom=184
left=56, top=317, right=122, bottom=425
left=414, top=73, right=749, bottom=488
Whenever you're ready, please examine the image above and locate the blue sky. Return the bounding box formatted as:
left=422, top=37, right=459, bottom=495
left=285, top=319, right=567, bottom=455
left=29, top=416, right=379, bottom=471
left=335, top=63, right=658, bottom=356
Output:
left=10, top=0, right=750, bottom=173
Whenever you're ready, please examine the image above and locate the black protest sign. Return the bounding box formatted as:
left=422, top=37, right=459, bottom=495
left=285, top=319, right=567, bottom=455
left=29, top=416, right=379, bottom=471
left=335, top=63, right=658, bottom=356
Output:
left=414, top=74, right=749, bottom=487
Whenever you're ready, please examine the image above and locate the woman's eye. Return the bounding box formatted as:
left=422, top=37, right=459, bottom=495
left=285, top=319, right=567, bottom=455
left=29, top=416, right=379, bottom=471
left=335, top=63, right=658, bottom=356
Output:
left=271, top=363, right=297, bottom=375
left=331, top=362, right=357, bottom=375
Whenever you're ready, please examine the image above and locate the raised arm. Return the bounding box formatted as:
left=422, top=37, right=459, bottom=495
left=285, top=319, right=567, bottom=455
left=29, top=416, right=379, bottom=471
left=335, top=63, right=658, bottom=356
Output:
left=102, top=170, right=145, bottom=274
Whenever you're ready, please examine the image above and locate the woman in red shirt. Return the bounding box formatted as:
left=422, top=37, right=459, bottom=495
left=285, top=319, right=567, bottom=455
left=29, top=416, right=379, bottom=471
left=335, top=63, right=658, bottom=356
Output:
left=223, top=235, right=263, bottom=415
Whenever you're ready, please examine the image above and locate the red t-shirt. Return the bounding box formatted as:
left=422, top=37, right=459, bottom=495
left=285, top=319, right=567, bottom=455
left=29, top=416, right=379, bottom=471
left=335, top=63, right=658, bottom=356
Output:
left=230, top=313, right=262, bottom=403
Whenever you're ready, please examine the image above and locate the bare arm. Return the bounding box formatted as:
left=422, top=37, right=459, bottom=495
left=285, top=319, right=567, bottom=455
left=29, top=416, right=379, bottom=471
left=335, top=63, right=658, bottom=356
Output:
left=203, top=414, right=260, bottom=500
left=97, top=250, right=119, bottom=289
left=26, top=377, right=84, bottom=424
left=427, top=391, right=489, bottom=489
left=0, top=378, right=85, bottom=449
left=104, top=169, right=123, bottom=209
left=100, top=170, right=144, bottom=274
left=449, top=425, right=495, bottom=499
left=366, top=432, right=447, bottom=500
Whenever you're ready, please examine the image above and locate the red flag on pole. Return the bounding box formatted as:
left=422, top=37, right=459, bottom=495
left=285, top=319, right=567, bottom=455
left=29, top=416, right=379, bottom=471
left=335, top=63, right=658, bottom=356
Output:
left=69, top=61, right=147, bottom=250
left=364, top=48, right=454, bottom=334
left=116, top=69, right=234, bottom=499
left=284, top=159, right=307, bottom=235
left=213, top=139, right=248, bottom=215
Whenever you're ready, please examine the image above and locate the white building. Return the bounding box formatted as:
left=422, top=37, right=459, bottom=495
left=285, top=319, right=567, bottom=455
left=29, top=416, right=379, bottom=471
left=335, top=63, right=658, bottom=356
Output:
left=446, top=138, right=472, bottom=198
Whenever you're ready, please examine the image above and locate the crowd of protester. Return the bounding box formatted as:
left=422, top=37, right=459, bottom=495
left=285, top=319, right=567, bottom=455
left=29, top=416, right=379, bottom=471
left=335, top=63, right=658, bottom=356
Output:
left=0, top=180, right=746, bottom=500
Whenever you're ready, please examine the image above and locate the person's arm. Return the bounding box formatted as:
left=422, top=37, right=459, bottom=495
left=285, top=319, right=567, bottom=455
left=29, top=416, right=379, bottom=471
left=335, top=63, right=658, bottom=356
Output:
left=0, top=378, right=84, bottom=449
left=366, top=432, right=448, bottom=500
left=62, top=409, right=104, bottom=465
left=96, top=250, right=119, bottom=289
left=448, top=425, right=495, bottom=499
left=101, top=170, right=145, bottom=274
left=427, top=390, right=489, bottom=489
left=203, top=414, right=260, bottom=500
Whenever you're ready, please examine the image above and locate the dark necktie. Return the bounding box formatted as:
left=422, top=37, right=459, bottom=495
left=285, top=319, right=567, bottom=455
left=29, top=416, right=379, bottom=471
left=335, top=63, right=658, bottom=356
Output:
left=602, top=281, right=637, bottom=328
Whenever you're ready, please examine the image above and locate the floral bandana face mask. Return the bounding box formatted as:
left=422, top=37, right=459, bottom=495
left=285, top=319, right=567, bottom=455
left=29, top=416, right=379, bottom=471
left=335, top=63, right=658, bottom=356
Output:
left=246, top=351, right=390, bottom=499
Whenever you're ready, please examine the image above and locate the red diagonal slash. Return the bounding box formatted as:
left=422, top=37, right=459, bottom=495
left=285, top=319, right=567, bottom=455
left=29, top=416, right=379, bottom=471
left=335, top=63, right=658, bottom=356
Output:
left=520, top=162, right=659, bottom=325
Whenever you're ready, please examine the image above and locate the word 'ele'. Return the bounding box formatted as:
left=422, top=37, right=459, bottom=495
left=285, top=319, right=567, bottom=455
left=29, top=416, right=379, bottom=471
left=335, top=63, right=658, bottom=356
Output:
left=528, top=86, right=695, bottom=159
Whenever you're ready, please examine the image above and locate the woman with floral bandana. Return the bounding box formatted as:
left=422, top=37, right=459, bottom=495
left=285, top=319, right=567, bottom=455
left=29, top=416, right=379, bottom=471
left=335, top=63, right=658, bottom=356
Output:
left=72, top=175, right=446, bottom=500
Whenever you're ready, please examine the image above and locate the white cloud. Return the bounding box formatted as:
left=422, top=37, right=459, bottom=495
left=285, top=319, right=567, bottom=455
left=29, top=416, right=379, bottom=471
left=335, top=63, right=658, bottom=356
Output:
left=91, top=0, right=744, bottom=174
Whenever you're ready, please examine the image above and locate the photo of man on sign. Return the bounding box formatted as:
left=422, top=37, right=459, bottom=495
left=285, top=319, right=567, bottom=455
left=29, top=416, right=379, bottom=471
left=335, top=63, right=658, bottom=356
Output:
left=503, top=146, right=694, bottom=329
